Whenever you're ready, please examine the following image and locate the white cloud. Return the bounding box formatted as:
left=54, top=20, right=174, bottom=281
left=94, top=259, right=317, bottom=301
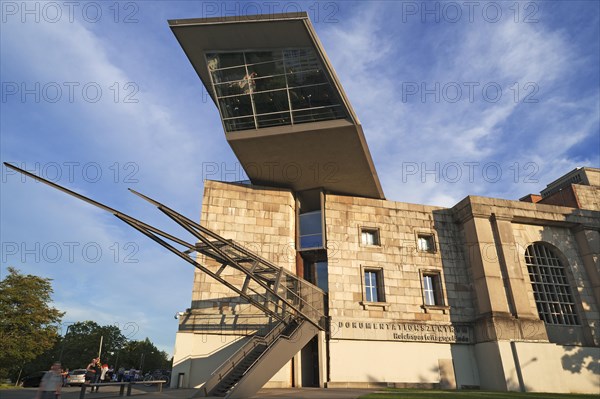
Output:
left=319, top=2, right=598, bottom=206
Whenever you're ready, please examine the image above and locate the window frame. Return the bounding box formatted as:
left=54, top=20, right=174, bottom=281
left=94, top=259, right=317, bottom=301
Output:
left=419, top=269, right=449, bottom=313
left=524, top=242, right=579, bottom=326
left=359, top=227, right=381, bottom=247
left=298, top=209, right=324, bottom=251
left=359, top=266, right=388, bottom=310
left=415, top=232, right=437, bottom=253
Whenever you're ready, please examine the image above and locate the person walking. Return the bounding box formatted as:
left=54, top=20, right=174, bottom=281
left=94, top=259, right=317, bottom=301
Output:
left=35, top=362, right=62, bottom=399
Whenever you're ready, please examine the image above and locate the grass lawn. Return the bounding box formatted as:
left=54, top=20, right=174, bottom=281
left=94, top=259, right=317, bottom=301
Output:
left=0, top=384, right=21, bottom=390
left=359, top=389, right=598, bottom=399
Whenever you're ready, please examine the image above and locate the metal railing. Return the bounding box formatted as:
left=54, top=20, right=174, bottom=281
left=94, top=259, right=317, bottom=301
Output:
left=201, top=318, right=291, bottom=397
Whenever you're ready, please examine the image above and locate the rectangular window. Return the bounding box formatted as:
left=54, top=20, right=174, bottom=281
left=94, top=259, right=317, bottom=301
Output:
left=299, top=211, right=323, bottom=250
left=422, top=272, right=443, bottom=306
left=365, top=271, right=378, bottom=302
left=417, top=234, right=435, bottom=252
left=364, top=269, right=385, bottom=303
left=361, top=228, right=380, bottom=246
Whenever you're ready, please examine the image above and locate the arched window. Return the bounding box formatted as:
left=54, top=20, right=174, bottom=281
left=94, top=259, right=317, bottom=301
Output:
left=525, top=243, right=579, bottom=325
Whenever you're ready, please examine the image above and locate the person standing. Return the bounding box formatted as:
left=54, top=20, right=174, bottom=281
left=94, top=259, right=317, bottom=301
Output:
left=100, top=363, right=109, bottom=382
left=35, top=362, right=62, bottom=399
left=86, top=357, right=102, bottom=392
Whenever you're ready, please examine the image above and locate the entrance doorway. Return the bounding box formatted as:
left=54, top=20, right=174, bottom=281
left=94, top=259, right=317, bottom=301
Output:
left=301, top=336, right=319, bottom=387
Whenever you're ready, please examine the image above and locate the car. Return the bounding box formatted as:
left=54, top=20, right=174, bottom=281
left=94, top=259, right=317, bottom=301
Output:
left=21, top=371, right=46, bottom=387
left=67, top=369, right=87, bottom=386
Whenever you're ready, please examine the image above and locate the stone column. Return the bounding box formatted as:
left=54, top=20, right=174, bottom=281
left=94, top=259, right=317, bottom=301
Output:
left=573, top=226, right=600, bottom=309
left=492, top=215, right=547, bottom=341
left=463, top=215, right=511, bottom=316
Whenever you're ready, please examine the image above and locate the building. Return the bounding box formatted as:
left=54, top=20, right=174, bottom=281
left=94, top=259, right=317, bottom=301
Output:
left=168, top=13, right=600, bottom=396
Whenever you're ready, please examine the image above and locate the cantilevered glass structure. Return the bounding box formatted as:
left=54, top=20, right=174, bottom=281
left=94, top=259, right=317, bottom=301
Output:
left=207, top=49, right=348, bottom=132
left=170, top=12, right=385, bottom=199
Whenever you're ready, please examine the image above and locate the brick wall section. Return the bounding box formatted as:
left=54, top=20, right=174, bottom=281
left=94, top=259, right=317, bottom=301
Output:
left=324, top=194, right=476, bottom=324
left=539, top=185, right=580, bottom=208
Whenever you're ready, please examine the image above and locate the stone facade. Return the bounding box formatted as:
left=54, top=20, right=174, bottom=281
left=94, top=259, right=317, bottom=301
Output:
left=172, top=178, right=600, bottom=394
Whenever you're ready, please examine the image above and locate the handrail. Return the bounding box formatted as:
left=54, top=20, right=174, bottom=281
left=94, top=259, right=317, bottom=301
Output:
left=240, top=319, right=305, bottom=379
left=202, top=319, right=289, bottom=396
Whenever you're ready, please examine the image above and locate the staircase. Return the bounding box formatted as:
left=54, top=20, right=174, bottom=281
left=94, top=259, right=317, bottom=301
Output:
left=210, top=342, right=267, bottom=397
left=198, top=318, right=314, bottom=398
left=3, top=164, right=327, bottom=399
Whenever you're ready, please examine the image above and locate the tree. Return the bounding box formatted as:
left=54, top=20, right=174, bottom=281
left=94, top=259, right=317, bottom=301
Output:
left=58, top=321, right=127, bottom=370
left=118, top=338, right=169, bottom=372
left=0, top=267, right=64, bottom=379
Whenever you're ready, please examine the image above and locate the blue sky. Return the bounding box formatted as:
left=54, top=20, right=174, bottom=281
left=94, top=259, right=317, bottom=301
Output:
left=1, top=1, right=599, bottom=357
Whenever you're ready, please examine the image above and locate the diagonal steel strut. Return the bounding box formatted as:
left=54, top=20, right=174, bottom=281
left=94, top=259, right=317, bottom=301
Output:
left=3, top=163, right=326, bottom=330
left=127, top=188, right=325, bottom=329
left=3, top=162, right=288, bottom=324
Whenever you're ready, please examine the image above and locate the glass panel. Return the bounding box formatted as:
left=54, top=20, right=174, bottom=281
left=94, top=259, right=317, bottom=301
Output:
left=245, top=51, right=280, bottom=65
left=253, top=90, right=290, bottom=115
left=290, top=85, right=337, bottom=110
left=287, top=69, right=328, bottom=86
left=257, top=112, right=291, bottom=129
left=206, top=52, right=245, bottom=70
left=254, top=75, right=287, bottom=92
left=299, top=211, right=322, bottom=236
left=314, top=262, right=328, bottom=293
left=423, top=275, right=432, bottom=290
left=218, top=95, right=253, bottom=118
left=423, top=275, right=435, bottom=305
left=299, top=211, right=323, bottom=250
left=211, top=66, right=247, bottom=85
left=362, top=231, right=374, bottom=245
left=365, top=272, right=372, bottom=302
left=248, top=60, right=285, bottom=79
left=365, top=271, right=379, bottom=303
left=224, top=117, right=255, bottom=132
left=214, top=81, right=247, bottom=97
left=283, top=48, right=321, bottom=74
left=300, top=234, right=322, bottom=250
left=292, top=106, right=345, bottom=124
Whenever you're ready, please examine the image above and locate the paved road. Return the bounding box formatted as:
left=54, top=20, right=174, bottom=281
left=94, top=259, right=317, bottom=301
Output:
left=0, top=387, right=375, bottom=399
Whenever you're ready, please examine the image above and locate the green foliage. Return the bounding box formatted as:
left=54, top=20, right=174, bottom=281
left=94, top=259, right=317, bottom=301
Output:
left=24, top=322, right=170, bottom=375
left=0, top=268, right=169, bottom=380
left=0, top=267, right=64, bottom=380
left=59, top=321, right=127, bottom=370
left=117, top=338, right=170, bottom=372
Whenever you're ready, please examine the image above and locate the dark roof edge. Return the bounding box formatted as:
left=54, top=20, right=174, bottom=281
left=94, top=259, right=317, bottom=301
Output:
left=169, top=12, right=308, bottom=27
